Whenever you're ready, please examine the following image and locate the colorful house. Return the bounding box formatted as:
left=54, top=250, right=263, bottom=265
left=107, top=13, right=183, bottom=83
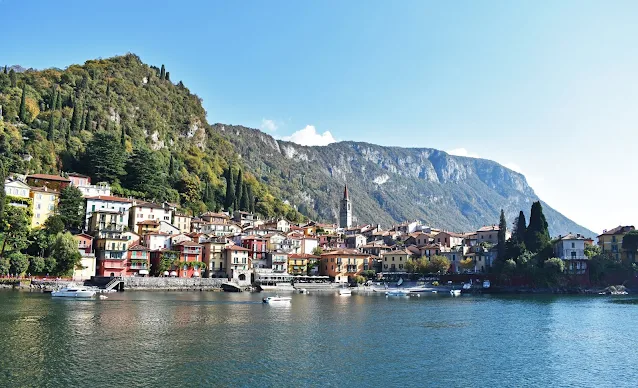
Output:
left=29, top=187, right=59, bottom=228
left=85, top=195, right=133, bottom=230
left=241, top=235, right=268, bottom=262
left=26, top=174, right=71, bottom=191
left=129, top=202, right=173, bottom=230
left=127, top=245, right=151, bottom=276
left=319, top=249, right=372, bottom=283
left=173, top=241, right=204, bottom=277
left=202, top=239, right=228, bottom=277
left=266, top=251, right=289, bottom=273
left=381, top=249, right=411, bottom=273
left=598, top=226, right=636, bottom=262
left=74, top=233, right=94, bottom=255
left=95, top=232, right=134, bottom=277
left=172, top=213, right=192, bottom=233
left=288, top=253, right=321, bottom=275
left=554, top=233, right=588, bottom=275
left=4, top=178, right=31, bottom=209
left=224, top=245, right=251, bottom=281
left=88, top=209, right=128, bottom=234
left=136, top=219, right=161, bottom=236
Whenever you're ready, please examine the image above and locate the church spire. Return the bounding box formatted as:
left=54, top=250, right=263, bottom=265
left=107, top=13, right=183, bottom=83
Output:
left=343, top=184, right=349, bottom=200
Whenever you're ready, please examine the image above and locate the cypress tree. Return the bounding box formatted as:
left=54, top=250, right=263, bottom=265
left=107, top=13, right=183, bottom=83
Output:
left=84, top=107, right=91, bottom=132
left=168, top=154, right=175, bottom=178
left=160, top=64, right=165, bottom=80
left=514, top=210, right=527, bottom=244
left=2, top=65, right=6, bottom=74
left=234, top=169, right=243, bottom=210
left=165, top=71, right=170, bottom=81
left=9, top=69, right=16, bottom=87
left=79, top=107, right=86, bottom=132
left=65, top=124, right=71, bottom=149
left=240, top=182, right=249, bottom=211
left=70, top=101, right=81, bottom=132
left=19, top=87, right=27, bottom=122
left=47, top=114, right=55, bottom=141
left=224, top=167, right=235, bottom=211
left=56, top=90, right=62, bottom=110
left=525, top=201, right=550, bottom=253
left=247, top=184, right=255, bottom=213
left=0, top=160, right=5, bottom=223
left=497, top=209, right=507, bottom=259
left=120, top=125, right=126, bottom=147
left=50, top=86, right=57, bottom=111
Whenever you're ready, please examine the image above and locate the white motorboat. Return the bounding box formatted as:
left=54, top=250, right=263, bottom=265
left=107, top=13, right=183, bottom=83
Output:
left=296, top=288, right=309, bottom=294
left=338, top=288, right=352, bottom=295
left=263, top=296, right=292, bottom=304
left=385, top=290, right=410, bottom=297
left=450, top=289, right=461, bottom=296
left=51, top=287, right=96, bottom=298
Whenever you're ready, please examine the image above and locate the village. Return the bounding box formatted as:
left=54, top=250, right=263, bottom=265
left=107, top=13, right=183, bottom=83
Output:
left=2, top=172, right=630, bottom=290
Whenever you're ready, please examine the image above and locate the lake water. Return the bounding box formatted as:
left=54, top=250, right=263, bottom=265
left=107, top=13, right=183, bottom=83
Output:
left=0, top=290, right=636, bottom=387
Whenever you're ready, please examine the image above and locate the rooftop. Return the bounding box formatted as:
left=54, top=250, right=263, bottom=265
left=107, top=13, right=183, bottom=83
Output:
left=27, top=174, right=71, bottom=182
left=598, top=225, right=635, bottom=236
left=86, top=195, right=133, bottom=203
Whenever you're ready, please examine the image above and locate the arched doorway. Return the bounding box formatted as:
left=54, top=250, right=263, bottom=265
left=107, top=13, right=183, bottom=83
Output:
left=239, top=274, right=246, bottom=281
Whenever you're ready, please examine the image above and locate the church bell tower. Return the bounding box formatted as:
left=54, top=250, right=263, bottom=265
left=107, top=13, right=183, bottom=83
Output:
left=339, top=184, right=352, bottom=228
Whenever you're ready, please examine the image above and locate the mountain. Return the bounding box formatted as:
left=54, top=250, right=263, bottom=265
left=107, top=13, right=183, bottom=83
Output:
left=0, top=54, right=301, bottom=221
left=213, top=124, right=596, bottom=238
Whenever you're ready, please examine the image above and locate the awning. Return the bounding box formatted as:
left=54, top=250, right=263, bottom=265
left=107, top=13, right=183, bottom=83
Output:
left=138, top=270, right=149, bottom=275
left=170, top=271, right=177, bottom=277
left=163, top=271, right=169, bottom=276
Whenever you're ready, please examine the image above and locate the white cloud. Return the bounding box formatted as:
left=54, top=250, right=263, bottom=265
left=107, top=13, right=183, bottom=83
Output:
left=260, top=118, right=278, bottom=132
left=281, top=125, right=336, bottom=146
left=447, top=147, right=480, bottom=158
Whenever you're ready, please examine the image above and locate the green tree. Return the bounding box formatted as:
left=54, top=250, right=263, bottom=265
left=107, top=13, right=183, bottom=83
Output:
left=234, top=169, right=243, bottom=210
left=47, top=113, right=55, bottom=141
left=56, top=90, right=62, bottom=110
left=85, top=131, right=127, bottom=183
left=51, top=232, right=82, bottom=276
left=240, top=182, right=249, bottom=211
left=165, top=71, right=170, bottom=81
left=28, top=255, right=45, bottom=275
left=58, top=186, right=85, bottom=230
left=120, top=125, right=126, bottom=147
left=428, top=255, right=451, bottom=274
left=0, top=206, right=30, bottom=258
left=621, top=230, right=638, bottom=263
left=246, top=184, right=255, bottom=213
left=514, top=210, right=527, bottom=244
left=43, top=257, right=57, bottom=275
left=224, top=167, right=235, bottom=211
left=584, top=244, right=601, bottom=259
left=70, top=101, right=81, bottom=132
left=50, top=86, right=57, bottom=110
left=19, top=87, right=27, bottom=122
left=44, top=214, right=65, bottom=235
left=9, top=252, right=29, bottom=276
left=126, top=147, right=166, bottom=199
left=525, top=201, right=550, bottom=253
left=544, top=257, right=565, bottom=284
left=0, top=160, right=5, bottom=224
left=179, top=174, right=201, bottom=204
left=84, top=107, right=91, bottom=132
left=160, top=64, right=166, bottom=80
left=9, top=69, right=16, bottom=87
left=0, top=258, right=8, bottom=275
left=497, top=209, right=507, bottom=260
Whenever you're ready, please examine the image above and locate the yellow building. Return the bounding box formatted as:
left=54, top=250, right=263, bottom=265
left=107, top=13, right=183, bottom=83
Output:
left=598, top=225, right=635, bottom=262
left=319, top=249, right=372, bottom=283
left=288, top=253, right=321, bottom=275
left=136, top=219, right=160, bottom=236
left=29, top=187, right=59, bottom=228
left=381, top=249, right=411, bottom=273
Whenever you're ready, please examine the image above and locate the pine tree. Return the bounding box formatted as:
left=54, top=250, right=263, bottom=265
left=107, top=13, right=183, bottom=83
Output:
left=224, top=167, right=235, bottom=211
left=514, top=210, right=527, bottom=244
left=85, top=132, right=127, bottom=183
left=84, top=107, right=91, bottom=132
left=160, top=64, right=165, bottom=80
left=47, top=114, right=55, bottom=141
left=525, top=201, right=550, bottom=253
left=234, top=169, right=243, bottom=210
left=19, top=87, right=27, bottom=122
left=8, top=69, right=16, bottom=87
left=497, top=209, right=507, bottom=259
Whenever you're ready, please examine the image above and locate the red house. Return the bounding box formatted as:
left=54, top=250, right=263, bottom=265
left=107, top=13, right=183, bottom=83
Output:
left=74, top=233, right=94, bottom=255
left=126, top=245, right=150, bottom=277
left=241, top=235, right=267, bottom=261
left=173, top=241, right=204, bottom=277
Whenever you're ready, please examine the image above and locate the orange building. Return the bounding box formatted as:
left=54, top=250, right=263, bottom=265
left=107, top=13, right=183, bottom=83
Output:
left=173, top=240, right=204, bottom=277
left=319, top=249, right=372, bottom=283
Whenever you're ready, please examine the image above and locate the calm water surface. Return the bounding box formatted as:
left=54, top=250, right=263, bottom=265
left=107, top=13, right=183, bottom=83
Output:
left=0, top=290, right=636, bottom=387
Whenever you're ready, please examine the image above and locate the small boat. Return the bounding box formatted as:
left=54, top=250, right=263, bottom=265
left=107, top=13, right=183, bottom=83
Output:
left=338, top=288, right=352, bottom=295
left=296, top=288, right=308, bottom=294
left=450, top=289, right=461, bottom=296
left=263, top=296, right=292, bottom=304
left=99, top=295, right=108, bottom=300
left=51, top=287, right=96, bottom=298
left=385, top=290, right=410, bottom=297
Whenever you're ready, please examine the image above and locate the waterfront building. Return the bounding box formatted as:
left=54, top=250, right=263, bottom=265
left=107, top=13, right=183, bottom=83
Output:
left=202, top=239, right=228, bottom=277
left=381, top=249, right=411, bottom=273
left=74, top=233, right=94, bottom=255
left=224, top=245, right=251, bottom=282
left=85, top=195, right=133, bottom=230
left=173, top=241, right=204, bottom=277
left=339, top=185, right=352, bottom=229
left=554, top=233, right=588, bottom=275
left=241, top=235, right=267, bottom=262
left=95, top=231, right=134, bottom=276
left=287, top=253, right=321, bottom=275
left=29, top=187, right=59, bottom=228
left=598, top=226, right=636, bottom=262
left=126, top=245, right=151, bottom=277
left=319, top=249, right=371, bottom=283
left=266, top=251, right=289, bottom=273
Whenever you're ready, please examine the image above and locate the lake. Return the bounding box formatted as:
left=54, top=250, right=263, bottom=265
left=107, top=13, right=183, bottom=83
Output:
left=0, top=290, right=636, bottom=387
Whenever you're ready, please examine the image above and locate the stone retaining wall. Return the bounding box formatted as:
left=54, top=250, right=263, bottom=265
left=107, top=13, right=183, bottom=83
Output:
left=122, top=277, right=226, bottom=290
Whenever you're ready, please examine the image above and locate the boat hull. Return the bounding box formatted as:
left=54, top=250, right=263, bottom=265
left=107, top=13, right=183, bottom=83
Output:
left=51, top=290, right=96, bottom=298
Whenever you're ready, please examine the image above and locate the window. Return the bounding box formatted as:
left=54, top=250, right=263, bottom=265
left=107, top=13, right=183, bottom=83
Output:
left=571, top=251, right=577, bottom=259
left=36, top=203, right=41, bottom=210
left=612, top=236, right=617, bottom=243
left=92, top=205, right=96, bottom=212
left=36, top=213, right=40, bottom=219
left=571, top=242, right=575, bottom=248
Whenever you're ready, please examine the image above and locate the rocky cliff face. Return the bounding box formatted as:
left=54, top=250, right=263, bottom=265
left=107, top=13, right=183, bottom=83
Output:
left=214, top=124, right=595, bottom=238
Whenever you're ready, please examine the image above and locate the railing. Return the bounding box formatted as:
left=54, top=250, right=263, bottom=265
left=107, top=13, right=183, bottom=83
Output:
left=104, top=277, right=123, bottom=290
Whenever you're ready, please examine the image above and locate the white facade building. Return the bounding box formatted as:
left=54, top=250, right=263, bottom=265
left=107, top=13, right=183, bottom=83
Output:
left=85, top=196, right=133, bottom=230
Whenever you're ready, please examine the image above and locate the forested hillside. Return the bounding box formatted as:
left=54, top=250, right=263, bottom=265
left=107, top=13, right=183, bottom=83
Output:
left=0, top=54, right=302, bottom=221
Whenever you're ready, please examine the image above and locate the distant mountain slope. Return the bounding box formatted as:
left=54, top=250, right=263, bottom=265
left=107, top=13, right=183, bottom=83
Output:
left=214, top=124, right=595, bottom=238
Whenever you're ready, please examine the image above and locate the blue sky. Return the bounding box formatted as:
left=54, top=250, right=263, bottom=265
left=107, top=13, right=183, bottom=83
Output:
left=3, top=0, right=637, bottom=233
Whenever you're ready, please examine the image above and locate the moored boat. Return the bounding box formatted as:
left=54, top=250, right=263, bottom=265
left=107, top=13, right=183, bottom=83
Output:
left=51, top=287, right=96, bottom=298
left=385, top=290, right=410, bottom=297
left=338, top=288, right=352, bottom=295
left=450, top=289, right=461, bottom=296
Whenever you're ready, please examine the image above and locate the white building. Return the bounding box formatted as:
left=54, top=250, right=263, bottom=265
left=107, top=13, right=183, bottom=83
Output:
left=554, top=233, right=588, bottom=275
left=85, top=196, right=133, bottom=230
left=129, top=202, right=172, bottom=231
left=4, top=178, right=31, bottom=208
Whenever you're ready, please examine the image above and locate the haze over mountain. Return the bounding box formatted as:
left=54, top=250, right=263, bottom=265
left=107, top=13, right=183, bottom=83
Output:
left=215, top=124, right=596, bottom=238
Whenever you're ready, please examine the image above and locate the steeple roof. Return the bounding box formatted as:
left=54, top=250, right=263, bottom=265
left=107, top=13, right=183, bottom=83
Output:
left=343, top=184, right=349, bottom=200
